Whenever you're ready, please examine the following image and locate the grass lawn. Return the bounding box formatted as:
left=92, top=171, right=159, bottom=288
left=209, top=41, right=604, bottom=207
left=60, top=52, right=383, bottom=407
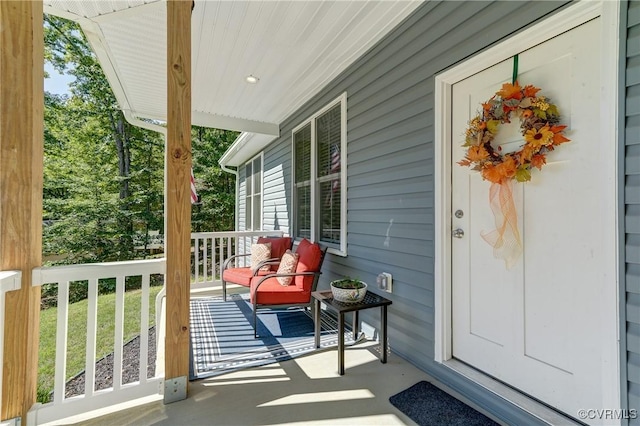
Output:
left=37, top=285, right=164, bottom=402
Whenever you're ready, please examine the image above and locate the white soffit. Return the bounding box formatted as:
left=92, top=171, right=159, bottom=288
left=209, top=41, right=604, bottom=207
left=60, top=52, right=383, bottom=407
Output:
left=44, top=0, right=423, bottom=147
left=220, top=133, right=276, bottom=168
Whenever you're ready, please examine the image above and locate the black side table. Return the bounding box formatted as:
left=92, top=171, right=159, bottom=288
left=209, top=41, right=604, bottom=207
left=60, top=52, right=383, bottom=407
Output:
left=312, top=290, right=392, bottom=375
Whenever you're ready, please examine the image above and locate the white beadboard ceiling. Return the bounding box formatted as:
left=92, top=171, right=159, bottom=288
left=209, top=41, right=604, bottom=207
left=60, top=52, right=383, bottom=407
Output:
left=44, top=0, right=422, bottom=165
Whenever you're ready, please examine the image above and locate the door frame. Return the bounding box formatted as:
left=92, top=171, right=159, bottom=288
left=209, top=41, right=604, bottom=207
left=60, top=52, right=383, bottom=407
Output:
left=433, top=0, right=621, bottom=411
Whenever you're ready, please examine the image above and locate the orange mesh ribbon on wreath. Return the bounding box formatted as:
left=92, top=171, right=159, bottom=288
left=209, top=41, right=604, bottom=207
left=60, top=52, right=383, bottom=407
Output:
left=480, top=180, right=522, bottom=269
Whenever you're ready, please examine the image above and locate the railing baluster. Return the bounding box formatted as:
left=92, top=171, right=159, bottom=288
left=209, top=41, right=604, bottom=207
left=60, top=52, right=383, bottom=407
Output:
left=203, top=237, right=209, bottom=283
left=113, top=276, right=125, bottom=390
left=85, top=278, right=98, bottom=397
left=211, top=237, right=224, bottom=282
left=53, top=280, right=70, bottom=404
left=139, top=273, right=150, bottom=384
left=194, top=237, right=200, bottom=283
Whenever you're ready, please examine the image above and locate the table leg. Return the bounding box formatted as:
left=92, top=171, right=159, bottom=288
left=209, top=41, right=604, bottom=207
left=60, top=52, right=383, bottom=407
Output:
left=314, top=299, right=321, bottom=348
left=353, top=310, right=359, bottom=341
left=381, top=305, right=388, bottom=364
left=338, top=312, right=345, bottom=375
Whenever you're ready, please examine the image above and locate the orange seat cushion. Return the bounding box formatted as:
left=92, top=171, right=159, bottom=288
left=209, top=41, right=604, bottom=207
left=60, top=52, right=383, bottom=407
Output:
left=294, top=238, right=323, bottom=291
left=223, top=267, right=269, bottom=287
left=250, top=276, right=310, bottom=305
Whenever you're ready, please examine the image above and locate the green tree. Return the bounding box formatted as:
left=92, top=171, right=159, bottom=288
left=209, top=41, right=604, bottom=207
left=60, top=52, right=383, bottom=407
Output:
left=43, top=15, right=238, bottom=264
left=44, top=15, right=165, bottom=263
left=191, top=127, right=238, bottom=232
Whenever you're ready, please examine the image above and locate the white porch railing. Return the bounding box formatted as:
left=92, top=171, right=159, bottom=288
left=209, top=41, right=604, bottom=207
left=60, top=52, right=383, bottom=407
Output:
left=27, top=259, right=165, bottom=425
left=190, top=230, right=284, bottom=290
left=0, top=230, right=286, bottom=425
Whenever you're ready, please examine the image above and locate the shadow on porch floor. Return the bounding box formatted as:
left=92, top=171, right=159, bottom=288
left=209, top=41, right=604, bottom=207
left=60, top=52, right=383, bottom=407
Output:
left=56, top=340, right=505, bottom=426
left=49, top=284, right=504, bottom=425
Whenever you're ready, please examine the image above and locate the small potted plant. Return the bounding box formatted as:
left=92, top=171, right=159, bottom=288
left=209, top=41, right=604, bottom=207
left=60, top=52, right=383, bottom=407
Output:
left=330, top=277, right=368, bottom=304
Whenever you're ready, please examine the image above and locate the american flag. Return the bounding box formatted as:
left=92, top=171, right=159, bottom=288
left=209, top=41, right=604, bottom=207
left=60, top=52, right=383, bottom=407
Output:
left=330, top=144, right=340, bottom=192
left=324, top=144, right=341, bottom=208
left=190, top=168, right=199, bottom=204
left=330, top=144, right=340, bottom=174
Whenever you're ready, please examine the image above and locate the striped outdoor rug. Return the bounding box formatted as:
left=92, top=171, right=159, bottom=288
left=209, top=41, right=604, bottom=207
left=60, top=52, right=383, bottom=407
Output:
left=189, top=294, right=347, bottom=380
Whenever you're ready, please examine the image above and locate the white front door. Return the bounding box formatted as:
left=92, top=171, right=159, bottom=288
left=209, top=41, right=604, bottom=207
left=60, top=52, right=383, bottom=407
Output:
left=451, top=18, right=615, bottom=422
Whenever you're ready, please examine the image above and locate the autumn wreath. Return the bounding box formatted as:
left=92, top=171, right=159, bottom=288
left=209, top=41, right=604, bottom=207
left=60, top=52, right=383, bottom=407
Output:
left=457, top=81, right=570, bottom=269
left=458, top=82, right=570, bottom=184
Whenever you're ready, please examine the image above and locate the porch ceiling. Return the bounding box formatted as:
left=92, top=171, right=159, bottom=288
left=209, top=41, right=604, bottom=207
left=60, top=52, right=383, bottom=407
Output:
left=43, top=0, right=423, bottom=166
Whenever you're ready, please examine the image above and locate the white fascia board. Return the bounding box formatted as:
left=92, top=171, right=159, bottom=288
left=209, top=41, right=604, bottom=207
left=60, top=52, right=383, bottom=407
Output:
left=192, top=111, right=279, bottom=137
left=219, top=132, right=277, bottom=168
left=46, top=2, right=168, bottom=129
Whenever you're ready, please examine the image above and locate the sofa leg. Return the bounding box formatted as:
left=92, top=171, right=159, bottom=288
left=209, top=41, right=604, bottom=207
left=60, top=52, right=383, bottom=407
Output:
left=222, top=280, right=227, bottom=301
left=253, top=307, right=257, bottom=338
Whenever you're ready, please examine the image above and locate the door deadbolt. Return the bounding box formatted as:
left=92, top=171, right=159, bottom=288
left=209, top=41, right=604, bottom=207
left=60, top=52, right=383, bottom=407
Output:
left=454, top=209, right=464, bottom=218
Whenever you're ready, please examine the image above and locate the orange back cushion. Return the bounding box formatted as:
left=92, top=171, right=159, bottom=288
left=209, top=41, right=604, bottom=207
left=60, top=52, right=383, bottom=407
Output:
left=257, top=236, right=292, bottom=258
left=294, top=238, right=323, bottom=291
left=257, top=236, right=293, bottom=270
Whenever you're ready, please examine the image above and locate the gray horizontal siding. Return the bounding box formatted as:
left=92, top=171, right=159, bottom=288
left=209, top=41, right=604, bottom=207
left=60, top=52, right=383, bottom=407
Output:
left=276, top=0, right=567, bottom=374
left=262, top=138, right=291, bottom=234
left=250, top=1, right=606, bottom=423
left=627, top=1, right=640, bottom=423
left=238, top=166, right=247, bottom=231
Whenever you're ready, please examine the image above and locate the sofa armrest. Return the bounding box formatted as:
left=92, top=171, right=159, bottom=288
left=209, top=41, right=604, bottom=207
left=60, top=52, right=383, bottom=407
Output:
left=252, top=258, right=281, bottom=275
left=252, top=271, right=319, bottom=289
left=222, top=253, right=251, bottom=271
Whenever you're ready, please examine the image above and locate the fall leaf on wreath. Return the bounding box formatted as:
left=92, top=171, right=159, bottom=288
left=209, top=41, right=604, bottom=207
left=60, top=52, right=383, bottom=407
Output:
left=458, top=159, right=472, bottom=167
left=523, top=85, right=541, bottom=98
left=550, top=125, right=570, bottom=145
left=466, top=145, right=489, bottom=162
left=486, top=120, right=500, bottom=135
left=546, top=104, right=560, bottom=117
left=497, top=82, right=523, bottom=101
left=520, top=144, right=536, bottom=162
left=530, top=154, right=547, bottom=170
left=534, top=109, right=548, bottom=120
left=515, top=167, right=532, bottom=182
left=553, top=133, right=570, bottom=145
left=519, top=98, right=533, bottom=109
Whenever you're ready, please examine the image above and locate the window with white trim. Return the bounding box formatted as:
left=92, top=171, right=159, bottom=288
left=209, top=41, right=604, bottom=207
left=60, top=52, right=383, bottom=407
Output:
left=293, top=93, right=346, bottom=254
left=244, top=154, right=263, bottom=230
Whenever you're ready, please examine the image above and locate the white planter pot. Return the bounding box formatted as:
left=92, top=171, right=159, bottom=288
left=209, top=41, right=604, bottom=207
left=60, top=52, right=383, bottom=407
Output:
left=330, top=280, right=367, bottom=304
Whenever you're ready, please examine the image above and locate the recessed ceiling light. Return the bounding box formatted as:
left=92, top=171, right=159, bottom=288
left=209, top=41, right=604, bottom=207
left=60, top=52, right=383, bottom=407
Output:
left=246, top=75, right=259, bottom=84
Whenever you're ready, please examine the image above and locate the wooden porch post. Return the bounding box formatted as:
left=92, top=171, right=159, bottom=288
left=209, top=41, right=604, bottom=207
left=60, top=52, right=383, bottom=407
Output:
left=0, top=0, right=44, bottom=421
left=164, top=0, right=192, bottom=402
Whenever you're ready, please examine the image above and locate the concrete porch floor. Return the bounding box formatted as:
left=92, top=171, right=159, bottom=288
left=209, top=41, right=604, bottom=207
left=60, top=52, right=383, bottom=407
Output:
left=51, top=285, right=504, bottom=426
left=62, top=339, right=505, bottom=426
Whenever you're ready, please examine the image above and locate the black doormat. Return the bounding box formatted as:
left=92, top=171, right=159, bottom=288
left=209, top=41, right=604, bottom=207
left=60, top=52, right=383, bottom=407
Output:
left=389, top=381, right=499, bottom=426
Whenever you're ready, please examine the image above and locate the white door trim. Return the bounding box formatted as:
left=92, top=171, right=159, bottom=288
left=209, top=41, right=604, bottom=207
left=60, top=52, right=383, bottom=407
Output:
left=433, top=0, right=621, bottom=414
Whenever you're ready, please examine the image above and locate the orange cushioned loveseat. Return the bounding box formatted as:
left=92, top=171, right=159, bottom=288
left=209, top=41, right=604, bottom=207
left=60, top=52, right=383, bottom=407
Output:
left=221, top=236, right=293, bottom=301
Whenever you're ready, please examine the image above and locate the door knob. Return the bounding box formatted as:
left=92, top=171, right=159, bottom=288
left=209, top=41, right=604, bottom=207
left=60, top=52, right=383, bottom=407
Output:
left=452, top=228, right=464, bottom=239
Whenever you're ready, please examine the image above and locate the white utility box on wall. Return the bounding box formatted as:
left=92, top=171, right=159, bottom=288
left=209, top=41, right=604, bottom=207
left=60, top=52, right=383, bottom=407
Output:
left=377, top=272, right=393, bottom=293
